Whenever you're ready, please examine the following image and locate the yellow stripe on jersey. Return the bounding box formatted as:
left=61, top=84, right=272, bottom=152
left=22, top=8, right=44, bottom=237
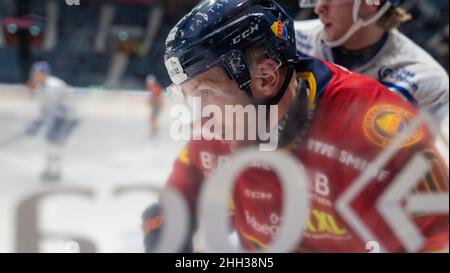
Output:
left=414, top=150, right=449, bottom=193
left=240, top=229, right=269, bottom=250
left=228, top=198, right=236, bottom=211
left=298, top=72, right=317, bottom=111
left=295, top=246, right=313, bottom=253
left=422, top=179, right=432, bottom=193
left=177, top=146, right=191, bottom=165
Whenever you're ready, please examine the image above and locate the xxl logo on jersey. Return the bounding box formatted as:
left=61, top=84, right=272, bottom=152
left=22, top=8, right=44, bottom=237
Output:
left=305, top=209, right=348, bottom=237
left=363, top=104, right=424, bottom=148
left=242, top=208, right=349, bottom=249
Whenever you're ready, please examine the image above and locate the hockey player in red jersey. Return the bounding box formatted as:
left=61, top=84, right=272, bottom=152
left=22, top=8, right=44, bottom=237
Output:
left=142, top=0, right=448, bottom=253
left=146, top=74, right=163, bottom=137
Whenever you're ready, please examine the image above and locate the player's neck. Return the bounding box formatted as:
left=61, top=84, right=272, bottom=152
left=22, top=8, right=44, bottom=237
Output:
left=277, top=75, right=297, bottom=123
left=341, top=25, right=386, bottom=51
left=227, top=76, right=297, bottom=152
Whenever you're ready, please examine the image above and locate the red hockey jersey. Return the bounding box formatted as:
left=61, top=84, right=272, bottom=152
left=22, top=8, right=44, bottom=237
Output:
left=165, top=58, right=449, bottom=252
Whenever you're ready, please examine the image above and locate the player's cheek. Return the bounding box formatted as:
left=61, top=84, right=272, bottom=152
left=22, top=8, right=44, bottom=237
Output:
left=331, top=22, right=349, bottom=40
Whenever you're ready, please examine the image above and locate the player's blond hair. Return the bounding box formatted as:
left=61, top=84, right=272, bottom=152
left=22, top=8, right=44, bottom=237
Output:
left=377, top=5, right=412, bottom=30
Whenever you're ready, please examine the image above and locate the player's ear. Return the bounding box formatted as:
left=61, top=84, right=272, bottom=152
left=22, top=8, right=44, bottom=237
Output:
left=250, top=58, right=282, bottom=99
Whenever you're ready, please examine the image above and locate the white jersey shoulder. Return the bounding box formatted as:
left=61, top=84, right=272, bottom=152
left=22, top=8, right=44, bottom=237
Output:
left=45, top=76, right=68, bottom=89
left=294, top=19, right=449, bottom=121
left=294, top=19, right=324, bottom=58
left=37, top=76, right=77, bottom=120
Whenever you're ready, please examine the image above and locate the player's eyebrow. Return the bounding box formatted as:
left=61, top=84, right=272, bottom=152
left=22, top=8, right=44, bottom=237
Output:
left=194, top=78, right=220, bottom=91
left=191, top=83, right=201, bottom=92
left=182, top=82, right=204, bottom=97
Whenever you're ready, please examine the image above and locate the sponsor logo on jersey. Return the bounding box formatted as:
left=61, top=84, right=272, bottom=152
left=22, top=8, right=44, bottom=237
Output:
left=378, top=66, right=419, bottom=92
left=363, top=104, right=424, bottom=148
left=306, top=138, right=391, bottom=182
left=305, top=209, right=348, bottom=237
left=244, top=211, right=281, bottom=240
left=271, top=20, right=288, bottom=40
left=199, top=151, right=229, bottom=170
left=244, top=190, right=273, bottom=201
left=240, top=209, right=349, bottom=249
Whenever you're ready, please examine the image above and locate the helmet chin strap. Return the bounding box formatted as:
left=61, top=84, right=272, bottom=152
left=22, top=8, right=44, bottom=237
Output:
left=322, top=0, right=393, bottom=48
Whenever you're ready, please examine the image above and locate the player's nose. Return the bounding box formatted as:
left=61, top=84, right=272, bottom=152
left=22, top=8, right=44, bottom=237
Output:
left=314, top=0, right=328, bottom=16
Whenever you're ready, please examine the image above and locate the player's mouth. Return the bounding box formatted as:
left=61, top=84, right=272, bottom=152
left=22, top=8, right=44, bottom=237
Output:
left=319, top=16, right=333, bottom=30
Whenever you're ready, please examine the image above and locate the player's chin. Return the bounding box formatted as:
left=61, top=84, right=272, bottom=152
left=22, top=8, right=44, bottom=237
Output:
left=324, top=25, right=349, bottom=42
left=323, top=30, right=341, bottom=43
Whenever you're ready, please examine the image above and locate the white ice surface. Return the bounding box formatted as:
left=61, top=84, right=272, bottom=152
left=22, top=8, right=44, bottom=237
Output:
left=0, top=86, right=185, bottom=253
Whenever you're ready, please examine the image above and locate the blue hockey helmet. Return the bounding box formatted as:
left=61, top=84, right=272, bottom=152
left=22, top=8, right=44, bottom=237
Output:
left=164, top=0, right=297, bottom=102
left=30, top=61, right=52, bottom=75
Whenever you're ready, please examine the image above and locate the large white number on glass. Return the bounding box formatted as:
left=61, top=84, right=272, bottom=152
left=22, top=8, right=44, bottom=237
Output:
left=198, top=148, right=309, bottom=253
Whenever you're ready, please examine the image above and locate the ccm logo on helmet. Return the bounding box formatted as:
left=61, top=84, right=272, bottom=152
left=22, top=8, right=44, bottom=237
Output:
left=232, top=24, right=259, bottom=45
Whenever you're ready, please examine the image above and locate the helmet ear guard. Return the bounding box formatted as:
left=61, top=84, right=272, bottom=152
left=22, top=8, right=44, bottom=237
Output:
left=220, top=45, right=285, bottom=98
left=220, top=46, right=294, bottom=106
left=221, top=50, right=253, bottom=94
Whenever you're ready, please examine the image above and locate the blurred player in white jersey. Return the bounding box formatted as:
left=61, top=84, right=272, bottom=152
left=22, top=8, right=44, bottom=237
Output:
left=26, top=61, right=79, bottom=182
left=295, top=0, right=449, bottom=123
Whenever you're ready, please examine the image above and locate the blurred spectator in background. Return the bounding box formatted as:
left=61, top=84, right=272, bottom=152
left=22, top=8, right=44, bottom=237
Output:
left=26, top=61, right=79, bottom=182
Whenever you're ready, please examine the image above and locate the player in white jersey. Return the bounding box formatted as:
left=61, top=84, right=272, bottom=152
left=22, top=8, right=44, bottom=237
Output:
left=295, top=0, right=449, bottom=122
left=26, top=61, right=79, bottom=182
